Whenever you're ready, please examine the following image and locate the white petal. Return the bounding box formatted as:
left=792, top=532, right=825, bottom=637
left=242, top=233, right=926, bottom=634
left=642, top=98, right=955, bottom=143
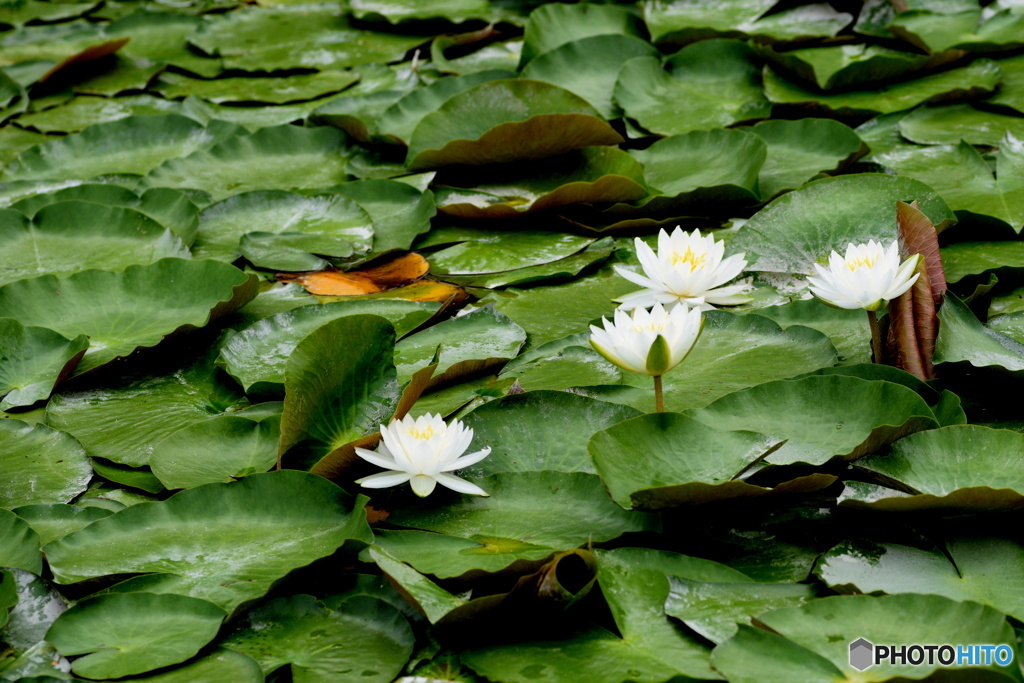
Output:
left=444, top=446, right=492, bottom=471
left=435, top=473, right=489, bottom=496
left=356, top=471, right=413, bottom=489
left=409, top=474, right=437, bottom=497
left=355, top=446, right=401, bottom=471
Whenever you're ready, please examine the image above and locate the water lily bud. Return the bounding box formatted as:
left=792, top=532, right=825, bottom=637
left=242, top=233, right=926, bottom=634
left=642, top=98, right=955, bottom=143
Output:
left=589, top=302, right=704, bottom=376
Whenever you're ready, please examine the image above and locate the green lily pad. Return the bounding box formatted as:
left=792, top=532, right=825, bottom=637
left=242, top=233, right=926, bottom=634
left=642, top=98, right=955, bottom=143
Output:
left=0, top=0, right=99, bottom=27
left=688, top=375, right=938, bottom=466
left=0, top=569, right=68, bottom=670
left=614, top=41, right=770, bottom=137
left=150, top=414, right=280, bottom=490
left=105, top=13, right=222, bottom=77
left=730, top=173, right=955, bottom=274
left=763, top=59, right=1002, bottom=115
left=991, top=53, right=1024, bottom=113
left=433, top=147, right=648, bottom=218
left=876, top=139, right=1024, bottom=232
left=942, top=241, right=1024, bottom=283
left=611, top=310, right=838, bottom=413
left=2, top=115, right=242, bottom=181
left=497, top=337, right=622, bottom=391
left=122, top=649, right=264, bottom=683
left=154, top=70, right=359, bottom=104
left=90, top=457, right=163, bottom=494
left=238, top=231, right=356, bottom=271
left=899, top=103, right=1024, bottom=145
left=371, top=528, right=555, bottom=580
left=0, top=200, right=191, bottom=287
left=10, top=184, right=200, bottom=246
left=405, top=79, right=623, bottom=170
left=47, top=592, right=225, bottom=680
left=329, top=179, right=435, bottom=253
left=763, top=43, right=942, bottom=91
left=0, top=258, right=256, bottom=376
left=0, top=420, right=91, bottom=509
left=366, top=546, right=469, bottom=624
left=221, top=595, right=413, bottom=683
left=627, top=128, right=765, bottom=212
left=457, top=390, right=639, bottom=477
left=46, top=338, right=250, bottom=468
left=816, top=537, right=1024, bottom=621
left=743, top=118, right=866, bottom=199
left=521, top=35, right=658, bottom=119
left=890, top=7, right=1024, bottom=53
left=279, top=315, right=399, bottom=471
left=712, top=594, right=1020, bottom=682
left=665, top=577, right=816, bottom=644
left=188, top=5, right=429, bottom=72
left=935, top=292, right=1024, bottom=371
left=428, top=232, right=594, bottom=275
left=44, top=471, right=372, bottom=611
left=389, top=471, right=657, bottom=548
left=12, top=504, right=111, bottom=546
left=220, top=300, right=437, bottom=393
left=851, top=424, right=1024, bottom=511
left=193, top=189, right=372, bottom=262
left=442, top=238, right=616, bottom=289
left=0, top=20, right=107, bottom=66
left=394, top=305, right=525, bottom=385
left=0, top=508, right=41, bottom=573
left=373, top=69, right=516, bottom=144
left=146, top=124, right=352, bottom=201
left=643, top=0, right=850, bottom=45
left=589, top=412, right=830, bottom=509
left=0, top=319, right=87, bottom=410
left=747, top=297, right=870, bottom=364
left=13, top=94, right=183, bottom=134
left=519, top=3, right=644, bottom=65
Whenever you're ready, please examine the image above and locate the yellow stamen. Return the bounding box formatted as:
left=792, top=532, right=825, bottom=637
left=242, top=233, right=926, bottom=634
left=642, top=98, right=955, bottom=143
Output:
left=407, top=425, right=436, bottom=440
left=670, top=247, right=707, bottom=272
left=845, top=255, right=879, bottom=271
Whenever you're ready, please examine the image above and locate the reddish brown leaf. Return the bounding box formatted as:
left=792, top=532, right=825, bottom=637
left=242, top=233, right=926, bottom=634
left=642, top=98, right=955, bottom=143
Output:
left=40, top=38, right=130, bottom=82
left=897, top=201, right=946, bottom=308
left=886, top=260, right=937, bottom=380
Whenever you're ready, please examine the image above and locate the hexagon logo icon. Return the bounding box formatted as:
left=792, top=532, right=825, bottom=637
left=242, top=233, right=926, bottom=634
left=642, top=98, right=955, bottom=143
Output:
left=850, top=638, right=874, bottom=671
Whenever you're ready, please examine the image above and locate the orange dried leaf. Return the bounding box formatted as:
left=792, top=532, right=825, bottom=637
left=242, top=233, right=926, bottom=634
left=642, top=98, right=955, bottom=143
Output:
left=279, top=252, right=430, bottom=296
left=358, top=253, right=429, bottom=285
left=318, top=280, right=470, bottom=306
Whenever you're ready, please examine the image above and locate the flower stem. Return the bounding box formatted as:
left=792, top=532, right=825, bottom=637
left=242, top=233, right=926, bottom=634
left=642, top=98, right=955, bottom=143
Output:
left=866, top=309, right=884, bottom=364
left=654, top=374, right=664, bottom=412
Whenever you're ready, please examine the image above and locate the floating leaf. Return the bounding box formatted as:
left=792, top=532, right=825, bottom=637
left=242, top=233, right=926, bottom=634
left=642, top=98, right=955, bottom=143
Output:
left=0, top=319, right=87, bottom=410
left=711, top=595, right=1018, bottom=682
left=520, top=3, right=644, bottom=64
left=280, top=253, right=429, bottom=296
left=688, top=375, right=938, bottom=466
left=743, top=118, right=865, bottom=199
left=898, top=103, right=1024, bottom=145
left=730, top=174, right=956, bottom=275
left=428, top=232, right=595, bottom=274
left=935, top=292, right=1024, bottom=371
left=406, top=79, right=623, bottom=169
left=589, top=412, right=833, bottom=509
left=615, top=41, right=770, bottom=137
left=2, top=115, right=242, bottom=180
left=0, top=508, right=42, bottom=573
left=850, top=425, right=1024, bottom=511
left=44, top=471, right=372, bottom=611
left=763, top=59, right=1002, bottom=115
left=221, top=595, right=414, bottom=683
left=146, top=124, right=352, bottom=201
left=0, top=259, right=256, bottom=376
left=221, top=300, right=436, bottom=396
left=154, top=70, right=359, bottom=104
left=150, top=414, right=280, bottom=490
left=0, top=420, right=91, bottom=509
left=816, top=537, right=1024, bottom=621
left=0, top=200, right=190, bottom=287
left=47, top=592, right=226, bottom=680
left=47, top=338, right=250, bottom=468
left=12, top=504, right=112, bottom=546
left=458, top=391, right=639, bottom=477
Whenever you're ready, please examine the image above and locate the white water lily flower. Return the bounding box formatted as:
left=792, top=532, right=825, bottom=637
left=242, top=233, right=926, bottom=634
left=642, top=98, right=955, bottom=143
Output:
left=614, top=227, right=751, bottom=311
left=807, top=240, right=921, bottom=311
left=589, top=302, right=704, bottom=376
left=355, top=413, right=491, bottom=497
